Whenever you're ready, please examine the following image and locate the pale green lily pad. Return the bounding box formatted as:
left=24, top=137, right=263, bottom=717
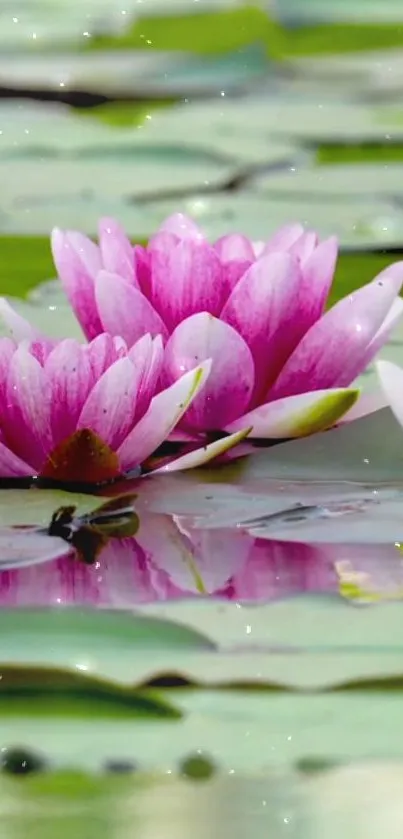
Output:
left=277, top=0, right=403, bottom=23
left=289, top=48, right=403, bottom=99
left=1, top=198, right=157, bottom=238
left=253, top=163, right=403, bottom=203
left=2, top=600, right=403, bottom=688
left=140, top=596, right=403, bottom=651
left=0, top=45, right=267, bottom=97
left=153, top=96, right=403, bottom=146
left=0, top=154, right=234, bottom=207
left=125, top=101, right=306, bottom=167
left=0, top=50, right=187, bottom=95
left=151, top=193, right=403, bottom=248
left=0, top=100, right=161, bottom=157
left=230, top=407, right=403, bottom=484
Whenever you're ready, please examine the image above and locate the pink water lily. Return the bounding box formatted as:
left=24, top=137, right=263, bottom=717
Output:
left=0, top=332, right=248, bottom=481
left=43, top=213, right=403, bottom=440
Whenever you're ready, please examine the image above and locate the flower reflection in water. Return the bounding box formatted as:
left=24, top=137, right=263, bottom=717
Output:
left=1, top=511, right=402, bottom=607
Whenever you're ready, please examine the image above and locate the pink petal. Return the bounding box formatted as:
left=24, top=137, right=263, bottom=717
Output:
left=288, top=229, right=319, bottom=264
left=143, top=514, right=252, bottom=594
left=376, top=360, right=403, bottom=428
left=298, top=236, right=338, bottom=320
left=158, top=212, right=204, bottom=241
left=45, top=340, right=93, bottom=445
left=149, top=240, right=225, bottom=331
left=164, top=313, right=255, bottom=431
left=133, top=244, right=152, bottom=297
left=227, top=540, right=336, bottom=602
left=139, top=231, right=178, bottom=299
left=135, top=513, right=205, bottom=594
left=261, top=223, right=305, bottom=255
left=269, top=262, right=403, bottom=399
left=214, top=233, right=255, bottom=262
left=93, top=538, right=155, bottom=607
left=0, top=338, right=15, bottom=401
left=78, top=357, right=138, bottom=450
left=95, top=270, right=167, bottom=347
left=118, top=361, right=211, bottom=471
left=0, top=298, right=42, bottom=342
left=152, top=427, right=251, bottom=473
left=226, top=388, right=359, bottom=438
left=221, top=252, right=304, bottom=398
left=86, top=333, right=127, bottom=380
left=214, top=236, right=254, bottom=297
left=128, top=334, right=164, bottom=418
left=4, top=346, right=53, bottom=469
left=98, top=217, right=137, bottom=286
left=168, top=429, right=202, bottom=442
left=51, top=228, right=103, bottom=340
left=338, top=296, right=403, bottom=386
left=0, top=554, right=99, bottom=607
left=28, top=340, right=57, bottom=366
left=0, top=435, right=33, bottom=476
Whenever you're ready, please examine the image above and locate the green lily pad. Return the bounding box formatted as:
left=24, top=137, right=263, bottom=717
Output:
left=0, top=665, right=181, bottom=719
left=87, top=6, right=279, bottom=57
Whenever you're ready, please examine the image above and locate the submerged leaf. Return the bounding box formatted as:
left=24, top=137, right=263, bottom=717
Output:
left=40, top=428, right=120, bottom=484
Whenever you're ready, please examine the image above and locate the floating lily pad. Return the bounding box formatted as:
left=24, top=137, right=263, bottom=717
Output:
left=124, top=101, right=306, bottom=167
left=1, top=198, right=156, bottom=239
left=0, top=154, right=235, bottom=207
left=202, top=409, right=401, bottom=491
left=289, top=47, right=403, bottom=98
left=0, top=100, right=159, bottom=157
left=150, top=193, right=403, bottom=249
left=276, top=0, right=403, bottom=24
left=154, top=96, right=403, bottom=147
left=253, top=163, right=403, bottom=203
left=0, top=44, right=268, bottom=98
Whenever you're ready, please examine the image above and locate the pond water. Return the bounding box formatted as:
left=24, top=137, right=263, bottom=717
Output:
left=2, top=1, right=403, bottom=836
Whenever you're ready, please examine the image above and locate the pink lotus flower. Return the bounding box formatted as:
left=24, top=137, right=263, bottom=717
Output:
left=0, top=332, right=247, bottom=481
left=44, top=213, right=403, bottom=440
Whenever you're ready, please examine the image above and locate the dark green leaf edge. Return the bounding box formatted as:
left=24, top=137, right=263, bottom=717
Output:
left=0, top=665, right=181, bottom=719
left=3, top=664, right=403, bottom=703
